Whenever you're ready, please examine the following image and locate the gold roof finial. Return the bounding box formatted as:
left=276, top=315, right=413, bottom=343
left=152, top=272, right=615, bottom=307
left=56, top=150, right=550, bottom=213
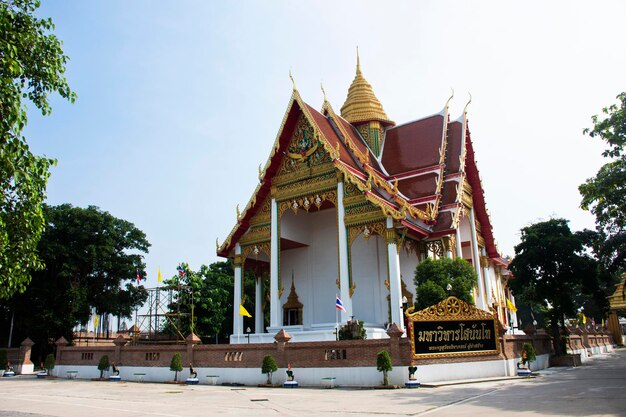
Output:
left=321, top=82, right=328, bottom=103
left=464, top=92, right=473, bottom=114
left=289, top=68, right=297, bottom=91
left=340, top=49, right=394, bottom=126
left=445, top=88, right=455, bottom=110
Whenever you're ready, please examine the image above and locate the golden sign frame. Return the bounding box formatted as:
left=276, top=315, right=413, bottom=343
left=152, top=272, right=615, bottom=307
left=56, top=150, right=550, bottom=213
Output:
left=405, top=296, right=501, bottom=359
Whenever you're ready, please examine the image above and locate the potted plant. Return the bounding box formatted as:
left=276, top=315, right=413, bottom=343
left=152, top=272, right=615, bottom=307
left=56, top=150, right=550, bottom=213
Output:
left=376, top=350, right=392, bottom=386
left=261, top=355, right=277, bottom=385
left=517, top=342, right=537, bottom=376
left=170, top=353, right=182, bottom=382
left=97, top=355, right=110, bottom=379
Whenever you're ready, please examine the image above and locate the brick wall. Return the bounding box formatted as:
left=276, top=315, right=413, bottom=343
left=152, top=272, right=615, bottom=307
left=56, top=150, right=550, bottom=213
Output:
left=55, top=332, right=570, bottom=370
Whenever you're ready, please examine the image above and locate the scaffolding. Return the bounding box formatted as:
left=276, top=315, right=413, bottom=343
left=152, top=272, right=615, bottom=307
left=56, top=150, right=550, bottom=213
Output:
left=132, top=285, right=193, bottom=344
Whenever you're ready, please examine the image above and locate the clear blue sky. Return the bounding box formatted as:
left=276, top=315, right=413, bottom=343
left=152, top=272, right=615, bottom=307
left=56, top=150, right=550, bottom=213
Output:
left=26, top=1, right=626, bottom=287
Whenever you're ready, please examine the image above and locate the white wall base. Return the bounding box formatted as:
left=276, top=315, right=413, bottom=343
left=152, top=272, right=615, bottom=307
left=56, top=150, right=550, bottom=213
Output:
left=54, top=352, right=559, bottom=387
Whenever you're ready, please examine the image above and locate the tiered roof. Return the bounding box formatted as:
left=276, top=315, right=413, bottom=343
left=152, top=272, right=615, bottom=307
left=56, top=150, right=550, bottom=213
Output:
left=217, top=62, right=505, bottom=265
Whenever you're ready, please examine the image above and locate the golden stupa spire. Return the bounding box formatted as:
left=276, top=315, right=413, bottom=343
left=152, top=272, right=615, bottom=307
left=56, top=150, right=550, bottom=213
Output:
left=340, top=49, right=394, bottom=126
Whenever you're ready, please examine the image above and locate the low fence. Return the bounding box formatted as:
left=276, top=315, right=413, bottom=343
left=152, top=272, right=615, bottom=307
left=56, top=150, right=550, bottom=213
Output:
left=29, top=326, right=617, bottom=386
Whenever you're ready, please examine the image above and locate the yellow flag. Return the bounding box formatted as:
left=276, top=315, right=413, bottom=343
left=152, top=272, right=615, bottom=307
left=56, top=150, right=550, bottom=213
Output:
left=506, top=298, right=518, bottom=312
left=582, top=313, right=587, bottom=324
left=239, top=304, right=252, bottom=317
left=94, top=314, right=99, bottom=328
left=157, top=267, right=162, bottom=283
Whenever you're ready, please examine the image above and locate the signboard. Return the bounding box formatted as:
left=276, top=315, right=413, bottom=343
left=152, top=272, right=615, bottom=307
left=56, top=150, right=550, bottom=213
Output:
left=405, top=296, right=500, bottom=359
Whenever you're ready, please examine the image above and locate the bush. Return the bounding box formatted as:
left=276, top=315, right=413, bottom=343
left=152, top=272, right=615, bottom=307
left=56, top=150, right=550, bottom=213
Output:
left=97, top=355, right=110, bottom=378
left=376, top=350, right=392, bottom=386
left=170, top=353, right=182, bottom=381
left=521, top=342, right=537, bottom=364
left=44, top=353, right=55, bottom=375
left=261, top=355, right=277, bottom=384
left=338, top=320, right=366, bottom=340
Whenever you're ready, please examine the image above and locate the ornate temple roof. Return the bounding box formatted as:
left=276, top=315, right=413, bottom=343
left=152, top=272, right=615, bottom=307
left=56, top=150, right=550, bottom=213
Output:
left=217, top=65, right=505, bottom=265
left=339, top=54, right=394, bottom=126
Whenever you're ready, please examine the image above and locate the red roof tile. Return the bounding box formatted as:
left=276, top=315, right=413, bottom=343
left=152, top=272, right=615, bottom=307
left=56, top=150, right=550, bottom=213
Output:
left=381, top=115, right=445, bottom=175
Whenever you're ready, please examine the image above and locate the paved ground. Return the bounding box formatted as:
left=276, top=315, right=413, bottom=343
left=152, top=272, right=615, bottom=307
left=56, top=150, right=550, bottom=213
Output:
left=1, top=349, right=625, bottom=417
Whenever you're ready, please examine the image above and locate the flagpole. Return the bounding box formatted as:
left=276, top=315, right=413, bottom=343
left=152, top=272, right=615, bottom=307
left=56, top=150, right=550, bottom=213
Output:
left=335, top=294, right=339, bottom=341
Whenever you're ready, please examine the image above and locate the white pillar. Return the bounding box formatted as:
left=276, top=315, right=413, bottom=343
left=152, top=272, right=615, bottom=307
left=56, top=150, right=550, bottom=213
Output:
left=255, top=276, right=263, bottom=333
left=270, top=198, right=280, bottom=328
left=481, top=247, right=493, bottom=308
left=456, top=225, right=463, bottom=258
left=233, top=243, right=243, bottom=336
left=386, top=217, right=404, bottom=331
left=469, top=208, right=486, bottom=310
left=337, top=181, right=352, bottom=321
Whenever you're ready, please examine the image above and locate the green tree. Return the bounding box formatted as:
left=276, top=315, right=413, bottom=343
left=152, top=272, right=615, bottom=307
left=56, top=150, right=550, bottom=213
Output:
left=0, top=204, right=149, bottom=356
left=97, top=355, right=110, bottom=379
left=170, top=352, right=182, bottom=382
left=376, top=350, right=392, bottom=386
left=163, top=262, right=231, bottom=341
left=508, top=219, right=599, bottom=356
left=413, top=258, right=478, bottom=310
left=579, top=92, right=626, bottom=274
left=261, top=354, right=277, bottom=384
left=0, top=0, right=76, bottom=300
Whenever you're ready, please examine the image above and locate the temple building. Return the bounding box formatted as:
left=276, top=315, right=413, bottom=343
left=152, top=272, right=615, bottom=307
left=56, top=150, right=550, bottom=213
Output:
left=217, top=57, right=515, bottom=343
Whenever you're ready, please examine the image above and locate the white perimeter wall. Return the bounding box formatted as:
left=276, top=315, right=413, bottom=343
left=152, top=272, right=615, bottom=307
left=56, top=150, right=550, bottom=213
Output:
left=53, top=352, right=558, bottom=386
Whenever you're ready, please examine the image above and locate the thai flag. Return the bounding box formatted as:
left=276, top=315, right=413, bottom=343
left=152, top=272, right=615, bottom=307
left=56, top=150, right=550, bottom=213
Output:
left=335, top=296, right=347, bottom=312
left=135, top=268, right=141, bottom=282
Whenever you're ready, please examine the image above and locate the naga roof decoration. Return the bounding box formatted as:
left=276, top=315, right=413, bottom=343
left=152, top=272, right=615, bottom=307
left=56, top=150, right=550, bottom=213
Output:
left=217, top=66, right=504, bottom=264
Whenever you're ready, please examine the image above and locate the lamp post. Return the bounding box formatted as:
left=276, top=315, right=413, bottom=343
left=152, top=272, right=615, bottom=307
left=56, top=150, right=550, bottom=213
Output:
left=245, top=327, right=251, bottom=344
left=446, top=283, right=452, bottom=296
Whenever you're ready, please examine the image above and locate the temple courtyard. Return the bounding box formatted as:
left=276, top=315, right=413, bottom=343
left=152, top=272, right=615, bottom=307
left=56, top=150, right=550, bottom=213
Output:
left=1, top=349, right=624, bottom=417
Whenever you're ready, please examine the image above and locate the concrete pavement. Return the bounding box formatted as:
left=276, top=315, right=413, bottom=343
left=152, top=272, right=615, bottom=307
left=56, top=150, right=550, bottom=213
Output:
left=1, top=349, right=625, bottom=417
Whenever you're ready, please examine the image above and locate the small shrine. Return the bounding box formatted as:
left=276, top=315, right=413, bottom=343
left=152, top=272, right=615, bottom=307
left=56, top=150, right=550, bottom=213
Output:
left=218, top=53, right=514, bottom=343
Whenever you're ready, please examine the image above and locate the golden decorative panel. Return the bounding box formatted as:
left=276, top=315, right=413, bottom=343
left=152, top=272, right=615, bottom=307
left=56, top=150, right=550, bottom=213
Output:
left=274, top=171, right=337, bottom=202
left=348, top=222, right=386, bottom=247
left=384, top=227, right=397, bottom=245
left=405, top=296, right=501, bottom=359
left=344, top=202, right=386, bottom=227
left=343, top=180, right=361, bottom=198
left=277, top=114, right=333, bottom=176
left=278, top=190, right=337, bottom=217
left=249, top=197, right=271, bottom=228
left=239, top=225, right=270, bottom=246
left=241, top=242, right=270, bottom=260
